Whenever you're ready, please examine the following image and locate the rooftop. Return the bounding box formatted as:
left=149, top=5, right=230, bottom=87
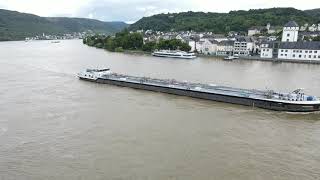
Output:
left=235, top=36, right=253, bottom=42
left=218, top=40, right=235, bottom=46
left=284, top=21, right=299, bottom=28
left=248, top=26, right=265, bottom=30
left=279, top=41, right=320, bottom=50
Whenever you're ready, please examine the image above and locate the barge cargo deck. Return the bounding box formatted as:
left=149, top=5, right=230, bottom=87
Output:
left=78, top=69, right=320, bottom=112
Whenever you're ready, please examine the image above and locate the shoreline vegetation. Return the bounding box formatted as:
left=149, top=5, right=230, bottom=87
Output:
left=82, top=29, right=191, bottom=53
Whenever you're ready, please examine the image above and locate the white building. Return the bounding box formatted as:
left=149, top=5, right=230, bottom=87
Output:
left=267, top=36, right=277, bottom=41
left=200, top=39, right=218, bottom=55
left=278, top=42, right=320, bottom=61
left=248, top=23, right=279, bottom=36
left=212, top=34, right=229, bottom=42
left=248, top=26, right=264, bottom=36
left=308, top=24, right=317, bottom=32
left=278, top=21, right=320, bottom=61
left=281, top=21, right=299, bottom=42
left=188, top=40, right=197, bottom=52
left=233, top=37, right=254, bottom=56
left=260, top=21, right=320, bottom=61
left=187, top=39, right=204, bottom=52
left=216, top=40, right=234, bottom=56
left=260, top=42, right=274, bottom=58
left=300, top=23, right=309, bottom=31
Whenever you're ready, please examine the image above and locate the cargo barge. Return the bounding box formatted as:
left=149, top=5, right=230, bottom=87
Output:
left=78, top=69, right=320, bottom=112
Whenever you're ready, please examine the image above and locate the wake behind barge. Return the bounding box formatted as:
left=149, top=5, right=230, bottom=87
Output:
left=78, top=69, right=320, bottom=112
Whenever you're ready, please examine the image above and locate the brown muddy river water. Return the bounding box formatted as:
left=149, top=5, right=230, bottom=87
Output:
left=0, top=40, right=320, bottom=180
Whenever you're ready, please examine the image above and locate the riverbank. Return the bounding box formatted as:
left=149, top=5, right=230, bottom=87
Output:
left=106, top=49, right=320, bottom=64
left=198, top=54, right=320, bottom=64
left=122, top=50, right=150, bottom=55
left=242, top=56, right=320, bottom=64
left=84, top=38, right=320, bottom=65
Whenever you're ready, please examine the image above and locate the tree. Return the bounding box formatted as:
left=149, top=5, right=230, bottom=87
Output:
left=129, top=8, right=319, bottom=34
left=142, top=42, right=157, bottom=52
left=180, top=43, right=191, bottom=52
left=127, top=33, right=143, bottom=49
left=83, top=30, right=191, bottom=53
left=104, top=38, right=116, bottom=51
left=313, top=36, right=320, bottom=41
left=303, top=36, right=312, bottom=41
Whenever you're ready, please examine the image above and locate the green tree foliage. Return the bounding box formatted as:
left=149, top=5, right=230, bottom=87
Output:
left=142, top=42, right=157, bottom=52
left=303, top=36, right=312, bottom=41
left=304, top=8, right=320, bottom=19
left=84, top=30, right=144, bottom=51
left=115, top=47, right=124, bottom=52
left=83, top=30, right=191, bottom=53
left=312, top=36, right=320, bottom=41
left=129, top=8, right=320, bottom=33
left=180, top=42, right=192, bottom=52
left=156, top=39, right=191, bottom=52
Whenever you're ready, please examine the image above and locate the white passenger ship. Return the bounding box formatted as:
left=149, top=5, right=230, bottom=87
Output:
left=152, top=50, right=196, bottom=59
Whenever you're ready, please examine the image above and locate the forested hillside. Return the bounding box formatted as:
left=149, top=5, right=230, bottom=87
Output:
left=0, top=9, right=128, bottom=41
left=129, top=8, right=320, bottom=33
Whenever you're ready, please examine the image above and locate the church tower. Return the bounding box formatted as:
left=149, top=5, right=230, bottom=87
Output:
left=281, top=21, right=299, bottom=42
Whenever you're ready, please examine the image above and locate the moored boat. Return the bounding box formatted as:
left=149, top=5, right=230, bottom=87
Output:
left=78, top=69, right=320, bottom=112
left=224, top=55, right=239, bottom=60
left=152, top=50, right=196, bottom=59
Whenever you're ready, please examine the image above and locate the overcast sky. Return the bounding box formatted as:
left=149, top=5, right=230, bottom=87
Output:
left=0, top=0, right=318, bottom=23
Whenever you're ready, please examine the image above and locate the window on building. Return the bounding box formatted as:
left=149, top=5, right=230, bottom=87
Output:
left=287, top=33, right=290, bottom=37
left=280, top=54, right=283, bottom=56
left=263, top=49, right=265, bottom=51
left=281, top=50, right=284, bottom=52
left=267, top=49, right=269, bottom=52
left=285, top=54, right=287, bottom=56
left=285, top=50, right=288, bottom=52
left=318, top=55, right=320, bottom=58
left=315, top=51, right=317, bottom=53
left=287, top=39, right=289, bottom=42
left=293, top=54, right=296, bottom=58
left=314, top=55, right=317, bottom=58
left=309, top=55, right=312, bottom=58
left=299, top=55, right=302, bottom=58
left=305, top=51, right=308, bottom=53
left=293, top=50, right=296, bottom=53
left=300, top=50, right=302, bottom=53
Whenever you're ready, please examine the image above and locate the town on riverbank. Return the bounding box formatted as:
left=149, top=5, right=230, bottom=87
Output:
left=25, top=32, right=89, bottom=41
left=84, top=20, right=320, bottom=63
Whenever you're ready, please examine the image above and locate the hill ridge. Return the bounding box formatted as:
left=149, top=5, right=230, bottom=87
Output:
left=129, top=8, right=320, bottom=33
left=0, top=9, right=128, bottom=41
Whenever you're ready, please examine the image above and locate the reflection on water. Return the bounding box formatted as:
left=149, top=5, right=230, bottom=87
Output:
left=0, top=40, right=320, bottom=180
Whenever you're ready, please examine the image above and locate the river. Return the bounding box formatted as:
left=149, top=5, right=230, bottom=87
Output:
left=0, top=40, right=320, bottom=180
